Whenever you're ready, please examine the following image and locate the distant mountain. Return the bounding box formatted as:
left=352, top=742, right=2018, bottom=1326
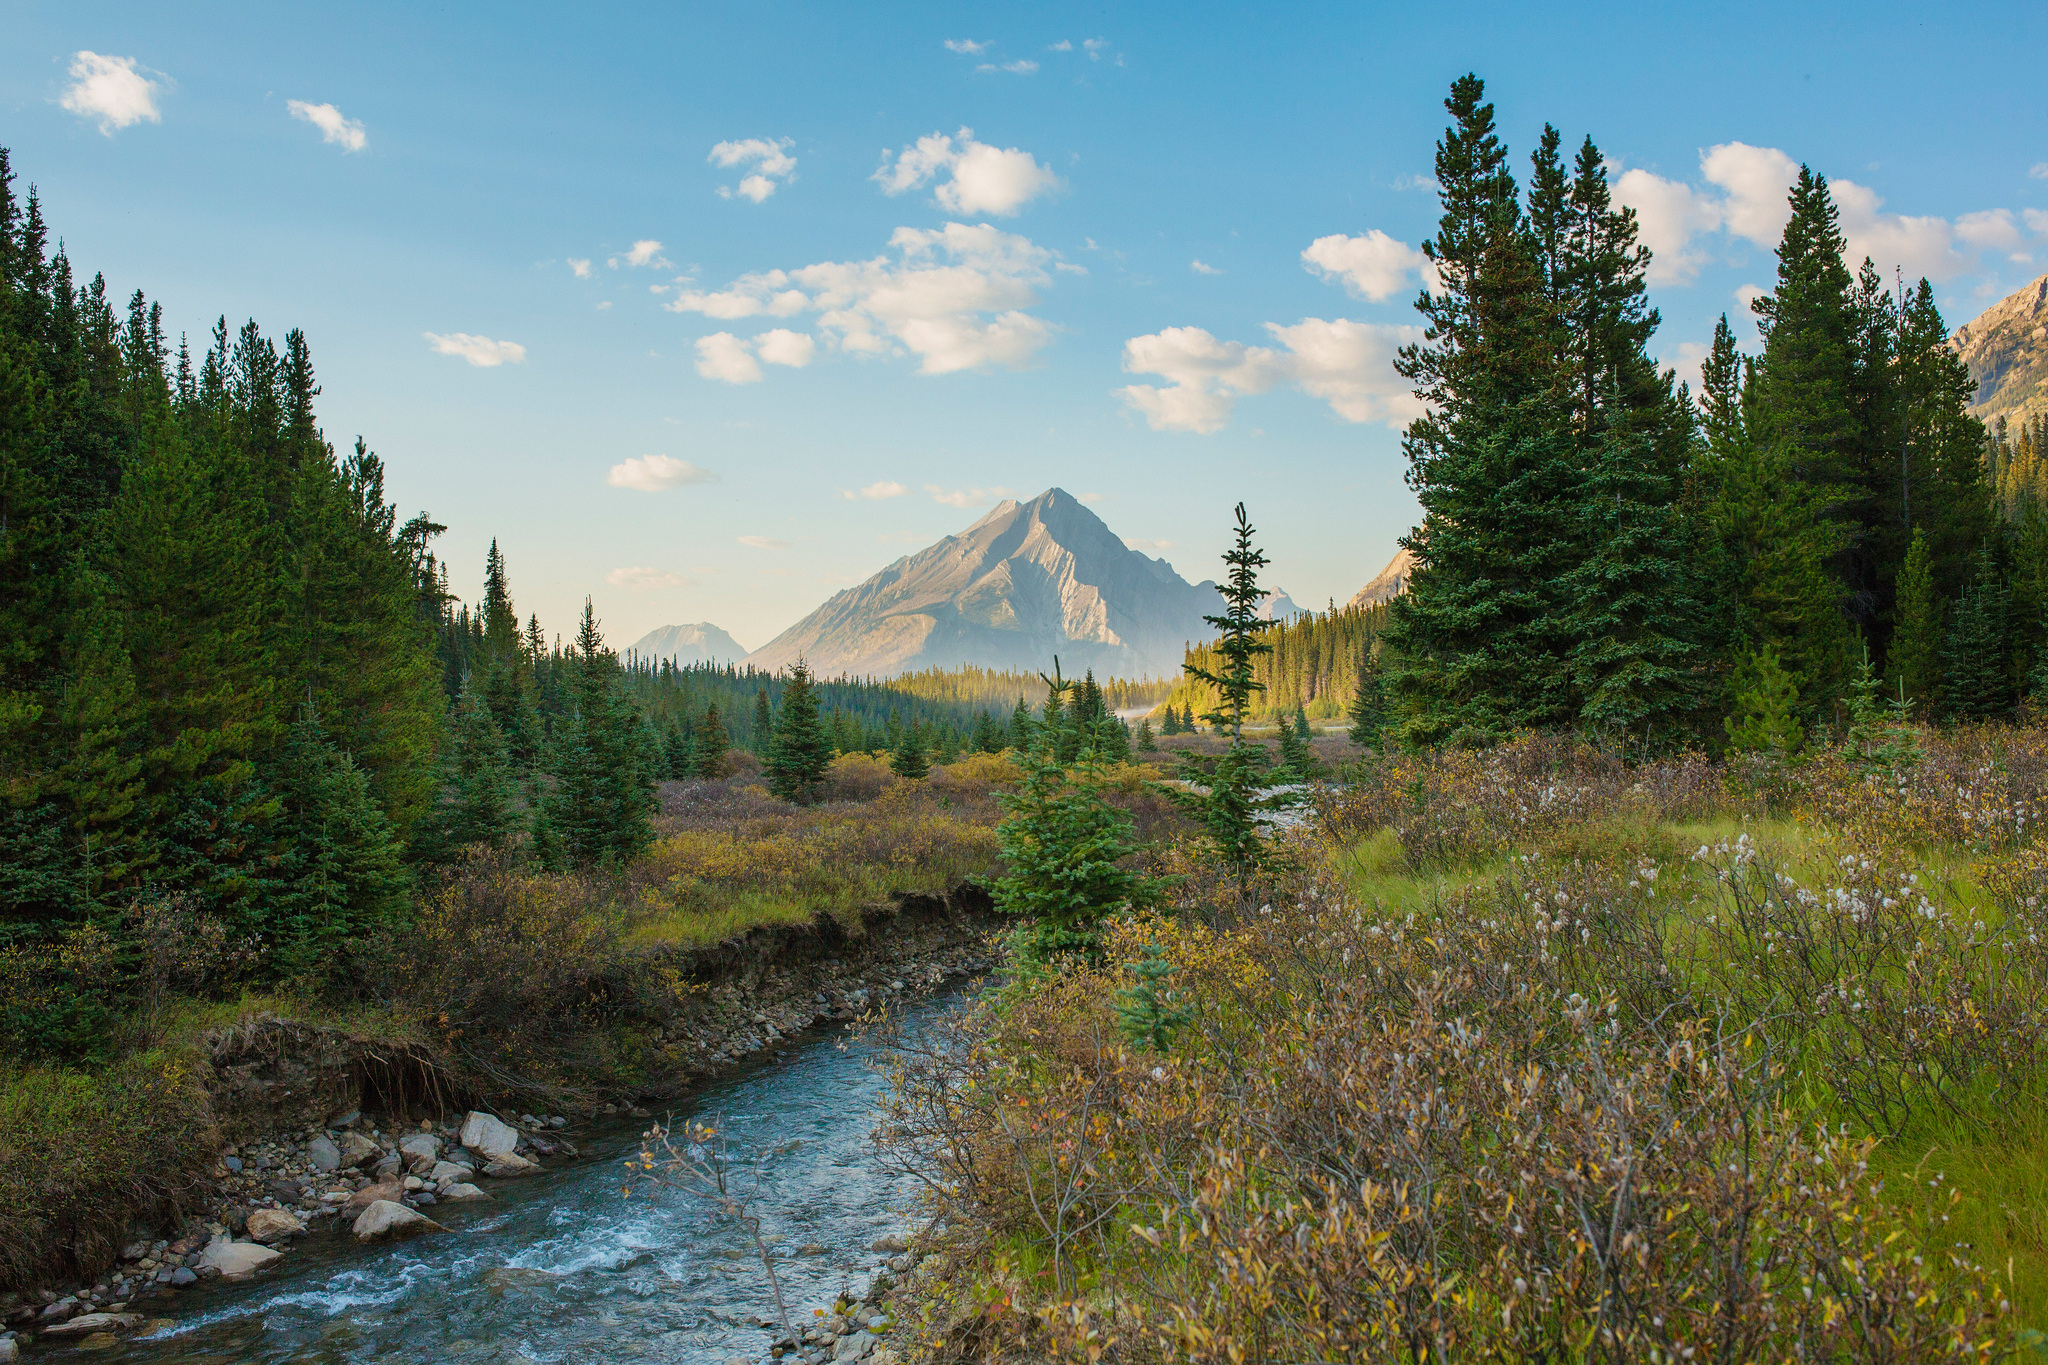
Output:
left=742, top=488, right=1216, bottom=680
left=626, top=622, right=749, bottom=666
left=1347, top=546, right=1414, bottom=610
left=1255, top=589, right=1302, bottom=620
left=1951, top=271, right=2048, bottom=429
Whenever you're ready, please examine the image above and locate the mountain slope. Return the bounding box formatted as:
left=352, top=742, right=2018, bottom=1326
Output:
left=1347, top=546, right=1415, bottom=610
left=1951, top=271, right=2048, bottom=428
left=626, top=622, right=750, bottom=666
left=743, top=489, right=1216, bottom=679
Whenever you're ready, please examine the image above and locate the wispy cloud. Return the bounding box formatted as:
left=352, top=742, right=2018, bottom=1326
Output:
left=1049, top=39, right=1073, bottom=51
left=1124, top=537, right=1175, bottom=553
left=841, top=480, right=910, bottom=500
left=873, top=128, right=1061, bottom=216
left=710, top=137, right=797, bottom=202
left=60, top=51, right=163, bottom=134
left=610, top=239, right=671, bottom=269
left=944, top=38, right=991, bottom=54
left=925, top=484, right=1018, bottom=508
left=737, top=535, right=793, bottom=550
left=977, top=59, right=1038, bottom=74
left=1118, top=319, right=1426, bottom=434
left=667, top=223, right=1064, bottom=376
left=606, top=455, right=718, bottom=491
left=423, top=332, right=525, bottom=367
left=606, top=566, right=686, bottom=589
left=1190, top=259, right=1222, bottom=276
left=2030, top=163, right=2048, bottom=180
left=568, top=258, right=592, bottom=279
left=286, top=100, right=366, bottom=152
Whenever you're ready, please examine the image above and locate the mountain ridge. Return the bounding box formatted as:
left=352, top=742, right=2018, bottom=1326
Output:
left=1951, top=270, right=2048, bottom=429
left=625, top=621, right=750, bottom=666
left=741, top=489, right=1217, bottom=679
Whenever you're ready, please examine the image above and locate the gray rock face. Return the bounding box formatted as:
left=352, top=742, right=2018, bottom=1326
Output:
left=196, top=1238, right=282, bottom=1281
left=351, top=1200, right=445, bottom=1243
left=1347, top=546, right=1414, bottom=611
left=1952, top=271, right=2048, bottom=428
left=742, top=488, right=1218, bottom=679
left=459, top=1111, right=521, bottom=1159
left=306, top=1135, right=341, bottom=1172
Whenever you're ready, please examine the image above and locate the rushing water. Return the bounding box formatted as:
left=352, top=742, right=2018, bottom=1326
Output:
left=81, top=998, right=948, bottom=1365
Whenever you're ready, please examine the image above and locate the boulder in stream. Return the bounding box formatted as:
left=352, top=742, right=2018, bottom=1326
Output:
left=197, top=1237, right=282, bottom=1280
left=39, top=1312, right=144, bottom=1338
left=245, top=1208, right=306, bottom=1243
left=306, top=1135, right=342, bottom=1172
left=439, top=1183, right=491, bottom=1202
left=459, top=1111, right=521, bottom=1159
left=352, top=1200, right=445, bottom=1243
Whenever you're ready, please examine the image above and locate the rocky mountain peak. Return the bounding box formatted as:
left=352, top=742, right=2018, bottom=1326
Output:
left=1951, top=271, right=2048, bottom=428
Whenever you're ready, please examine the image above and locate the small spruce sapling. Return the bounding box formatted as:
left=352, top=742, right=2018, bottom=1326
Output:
left=1114, top=945, right=1194, bottom=1052
left=1724, top=647, right=1805, bottom=761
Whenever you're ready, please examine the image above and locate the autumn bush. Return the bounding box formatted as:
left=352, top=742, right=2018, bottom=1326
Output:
left=876, top=724, right=2048, bottom=1361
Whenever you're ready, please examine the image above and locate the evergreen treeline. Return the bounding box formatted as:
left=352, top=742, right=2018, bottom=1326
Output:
left=1161, top=604, right=1389, bottom=724
left=0, top=149, right=447, bottom=990
left=1358, top=77, right=2043, bottom=748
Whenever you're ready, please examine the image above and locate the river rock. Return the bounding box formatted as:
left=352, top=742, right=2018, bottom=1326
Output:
left=870, top=1234, right=908, bottom=1253
left=340, top=1132, right=384, bottom=1168
left=0, top=1337, right=18, bottom=1360
left=345, top=1179, right=404, bottom=1212
left=245, top=1209, right=305, bottom=1243
left=439, top=1183, right=490, bottom=1202
left=429, top=1160, right=475, bottom=1186
left=483, top=1152, right=537, bottom=1177
left=459, top=1111, right=521, bottom=1159
left=40, top=1311, right=144, bottom=1338
left=307, top=1135, right=342, bottom=1172
left=197, top=1238, right=282, bottom=1281
left=352, top=1200, right=445, bottom=1243
left=399, top=1133, right=440, bottom=1166
left=834, top=1330, right=874, bottom=1361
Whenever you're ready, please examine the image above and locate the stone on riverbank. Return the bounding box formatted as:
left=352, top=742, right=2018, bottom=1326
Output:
left=459, top=1111, right=521, bottom=1158
left=197, top=1238, right=282, bottom=1280
left=352, top=1200, right=445, bottom=1243
left=340, top=1132, right=384, bottom=1167
left=439, top=1183, right=490, bottom=1202
left=307, top=1135, right=342, bottom=1171
left=245, top=1208, right=306, bottom=1243
left=39, top=1312, right=144, bottom=1338
left=345, top=1179, right=404, bottom=1212
left=483, top=1152, right=537, bottom=1177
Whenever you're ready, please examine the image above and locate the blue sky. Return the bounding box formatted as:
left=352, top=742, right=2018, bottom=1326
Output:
left=9, top=0, right=2047, bottom=654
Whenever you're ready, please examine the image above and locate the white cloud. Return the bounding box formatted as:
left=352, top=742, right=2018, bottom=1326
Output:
left=1077, top=492, right=1107, bottom=503
left=695, top=332, right=763, bottom=384
left=944, top=38, right=990, bottom=53
left=873, top=128, right=1061, bottom=217
left=1956, top=208, right=2025, bottom=255
left=754, top=328, right=816, bottom=368
left=2032, top=163, right=2048, bottom=181
left=979, top=60, right=1038, bottom=74
left=611, top=239, right=670, bottom=269
left=1301, top=230, right=1428, bottom=302
left=710, top=137, right=797, bottom=202
left=607, top=455, right=718, bottom=491
left=738, top=535, right=793, bottom=550
left=60, top=51, right=163, bottom=134
left=286, top=100, right=365, bottom=152
left=668, top=222, right=1064, bottom=375
left=1190, top=259, right=1221, bottom=275
left=2026, top=209, right=2048, bottom=236
left=1699, top=142, right=1801, bottom=248
left=606, top=566, right=685, bottom=589
left=569, top=258, right=592, bottom=279
left=1662, top=339, right=1713, bottom=394
left=1116, top=318, right=1424, bottom=434
left=926, top=484, right=1019, bottom=508
left=1050, top=39, right=1074, bottom=51
left=423, top=332, right=525, bottom=367
left=841, top=480, right=910, bottom=500
left=1083, top=38, right=1110, bottom=59
left=1124, top=537, right=1175, bottom=553
left=1611, top=169, right=1722, bottom=284
left=1831, top=179, right=1970, bottom=281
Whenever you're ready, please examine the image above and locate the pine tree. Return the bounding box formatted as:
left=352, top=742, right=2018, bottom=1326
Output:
left=695, top=702, right=730, bottom=778
left=1942, top=551, right=2014, bottom=720
left=1009, top=694, right=1035, bottom=751
left=1383, top=76, right=1580, bottom=745
left=765, top=659, right=830, bottom=803
left=993, top=664, right=1154, bottom=966
left=546, top=601, right=653, bottom=867
left=268, top=710, right=410, bottom=973
left=1168, top=505, right=1296, bottom=905
left=1347, top=646, right=1385, bottom=749
left=751, top=687, right=772, bottom=753
left=412, top=674, right=519, bottom=864
left=662, top=718, right=695, bottom=780
left=1724, top=648, right=1805, bottom=760
left=1135, top=718, right=1157, bottom=752
left=890, top=722, right=929, bottom=779
left=1887, top=529, right=1941, bottom=710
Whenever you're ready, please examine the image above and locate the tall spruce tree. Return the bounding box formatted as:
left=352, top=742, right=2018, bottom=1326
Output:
left=546, top=601, right=653, bottom=867
left=411, top=674, right=519, bottom=865
left=765, top=659, right=830, bottom=803
left=694, top=702, right=730, bottom=778
left=1887, top=529, right=1941, bottom=709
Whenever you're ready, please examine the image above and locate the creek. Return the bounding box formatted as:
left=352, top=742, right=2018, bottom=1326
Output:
left=85, top=997, right=950, bottom=1365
